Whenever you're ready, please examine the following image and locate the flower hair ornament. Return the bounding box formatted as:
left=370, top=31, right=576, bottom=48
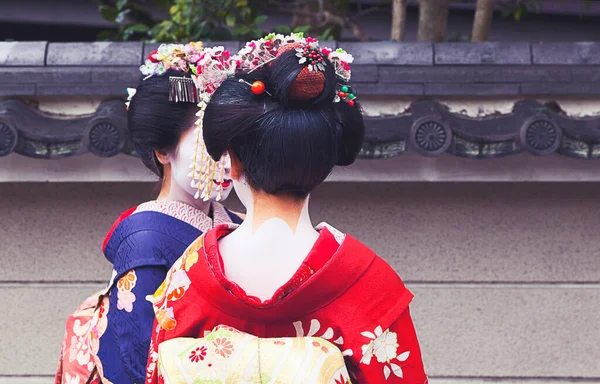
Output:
left=127, top=42, right=235, bottom=201
left=234, top=33, right=355, bottom=104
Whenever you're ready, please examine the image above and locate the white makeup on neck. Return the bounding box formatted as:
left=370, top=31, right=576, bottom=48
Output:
left=162, top=127, right=233, bottom=211
left=219, top=175, right=319, bottom=301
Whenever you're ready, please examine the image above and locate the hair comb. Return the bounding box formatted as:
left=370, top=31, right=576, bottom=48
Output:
left=169, top=76, right=199, bottom=103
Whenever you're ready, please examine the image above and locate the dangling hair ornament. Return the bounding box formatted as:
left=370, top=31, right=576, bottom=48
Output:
left=127, top=42, right=235, bottom=201
left=234, top=33, right=355, bottom=103
left=188, top=46, right=236, bottom=201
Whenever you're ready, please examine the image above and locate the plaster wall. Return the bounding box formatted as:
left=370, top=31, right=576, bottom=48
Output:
left=1, top=182, right=598, bottom=382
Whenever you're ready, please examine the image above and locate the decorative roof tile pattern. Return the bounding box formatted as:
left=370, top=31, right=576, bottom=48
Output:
left=0, top=41, right=599, bottom=160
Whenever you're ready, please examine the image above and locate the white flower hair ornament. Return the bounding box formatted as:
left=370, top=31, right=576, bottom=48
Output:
left=125, top=42, right=235, bottom=201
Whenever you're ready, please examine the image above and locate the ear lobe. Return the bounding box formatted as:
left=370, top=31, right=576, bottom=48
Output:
left=154, top=149, right=170, bottom=165
left=228, top=149, right=244, bottom=181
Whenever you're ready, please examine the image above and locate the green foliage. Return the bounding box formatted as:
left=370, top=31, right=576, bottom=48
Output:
left=98, top=0, right=269, bottom=42
left=498, top=0, right=542, bottom=21
left=97, top=0, right=157, bottom=41
left=98, top=0, right=341, bottom=42
left=151, top=0, right=268, bottom=42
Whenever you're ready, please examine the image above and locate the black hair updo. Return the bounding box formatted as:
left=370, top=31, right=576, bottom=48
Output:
left=202, top=48, right=365, bottom=198
left=127, top=69, right=198, bottom=178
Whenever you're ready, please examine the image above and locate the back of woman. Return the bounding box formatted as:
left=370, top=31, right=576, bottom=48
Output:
left=146, top=34, right=427, bottom=384
left=55, top=43, right=242, bottom=384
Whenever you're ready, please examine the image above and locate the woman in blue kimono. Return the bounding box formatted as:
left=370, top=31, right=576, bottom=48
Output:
left=55, top=43, right=242, bottom=384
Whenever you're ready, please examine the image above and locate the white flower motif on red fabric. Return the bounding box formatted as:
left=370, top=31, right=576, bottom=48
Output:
left=64, top=372, right=81, bottom=384
left=360, top=325, right=410, bottom=380
left=146, top=339, right=159, bottom=383
left=293, top=319, right=352, bottom=356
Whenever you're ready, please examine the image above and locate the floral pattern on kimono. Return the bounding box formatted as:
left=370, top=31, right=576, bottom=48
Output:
left=156, top=325, right=352, bottom=383
left=55, top=201, right=242, bottom=384
left=146, top=223, right=427, bottom=384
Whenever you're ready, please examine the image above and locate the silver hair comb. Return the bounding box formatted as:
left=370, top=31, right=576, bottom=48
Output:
left=169, top=76, right=199, bottom=103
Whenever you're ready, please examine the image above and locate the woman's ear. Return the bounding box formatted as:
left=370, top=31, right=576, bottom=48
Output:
left=154, top=149, right=170, bottom=165
left=229, top=149, right=244, bottom=181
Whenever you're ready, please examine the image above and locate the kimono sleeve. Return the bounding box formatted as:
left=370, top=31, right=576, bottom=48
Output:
left=341, top=256, right=428, bottom=384
left=103, top=266, right=167, bottom=383
left=350, top=307, right=428, bottom=384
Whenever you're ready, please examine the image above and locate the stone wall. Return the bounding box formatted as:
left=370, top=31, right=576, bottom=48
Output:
left=1, top=182, right=599, bottom=383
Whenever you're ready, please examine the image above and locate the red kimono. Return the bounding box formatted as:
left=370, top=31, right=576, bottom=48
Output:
left=146, top=223, right=428, bottom=384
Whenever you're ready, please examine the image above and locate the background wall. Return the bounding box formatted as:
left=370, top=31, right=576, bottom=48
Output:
left=1, top=181, right=598, bottom=383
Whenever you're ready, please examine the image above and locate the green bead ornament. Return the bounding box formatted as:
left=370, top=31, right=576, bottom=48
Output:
left=341, top=85, right=349, bottom=93
left=348, top=93, right=356, bottom=100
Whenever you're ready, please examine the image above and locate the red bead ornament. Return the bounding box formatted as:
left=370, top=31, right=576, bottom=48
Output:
left=251, top=80, right=266, bottom=95
left=337, top=85, right=357, bottom=107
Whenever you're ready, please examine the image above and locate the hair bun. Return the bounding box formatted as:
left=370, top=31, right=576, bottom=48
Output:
left=276, top=43, right=325, bottom=101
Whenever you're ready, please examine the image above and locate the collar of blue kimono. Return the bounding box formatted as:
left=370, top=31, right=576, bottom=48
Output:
left=192, top=223, right=378, bottom=322
left=103, top=211, right=202, bottom=266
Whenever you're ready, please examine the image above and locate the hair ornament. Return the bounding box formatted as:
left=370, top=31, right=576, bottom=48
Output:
left=237, top=79, right=271, bottom=96
left=140, top=42, right=204, bottom=78
left=235, top=33, right=353, bottom=81
left=128, top=41, right=235, bottom=201
left=234, top=33, right=354, bottom=101
left=169, top=76, right=198, bottom=103
left=187, top=46, right=236, bottom=201
left=335, top=84, right=357, bottom=107
left=295, top=44, right=326, bottom=72
left=125, top=88, right=137, bottom=111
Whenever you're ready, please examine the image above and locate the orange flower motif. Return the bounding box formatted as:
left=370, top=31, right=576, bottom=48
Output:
left=213, top=337, right=234, bottom=358
left=117, top=270, right=137, bottom=291
left=156, top=309, right=177, bottom=331
left=167, top=286, right=186, bottom=301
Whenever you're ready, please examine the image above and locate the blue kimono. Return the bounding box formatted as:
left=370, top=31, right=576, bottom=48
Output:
left=96, top=201, right=242, bottom=383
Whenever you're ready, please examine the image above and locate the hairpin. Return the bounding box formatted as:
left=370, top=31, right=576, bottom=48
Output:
left=247, top=57, right=277, bottom=74
left=238, top=79, right=271, bottom=96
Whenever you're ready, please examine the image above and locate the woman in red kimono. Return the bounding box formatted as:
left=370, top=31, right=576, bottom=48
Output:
left=146, top=34, right=427, bottom=384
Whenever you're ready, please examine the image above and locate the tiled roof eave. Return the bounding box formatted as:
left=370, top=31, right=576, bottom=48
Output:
left=1, top=41, right=599, bottom=160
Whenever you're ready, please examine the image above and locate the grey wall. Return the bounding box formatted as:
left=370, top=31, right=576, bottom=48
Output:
left=1, top=182, right=599, bottom=383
